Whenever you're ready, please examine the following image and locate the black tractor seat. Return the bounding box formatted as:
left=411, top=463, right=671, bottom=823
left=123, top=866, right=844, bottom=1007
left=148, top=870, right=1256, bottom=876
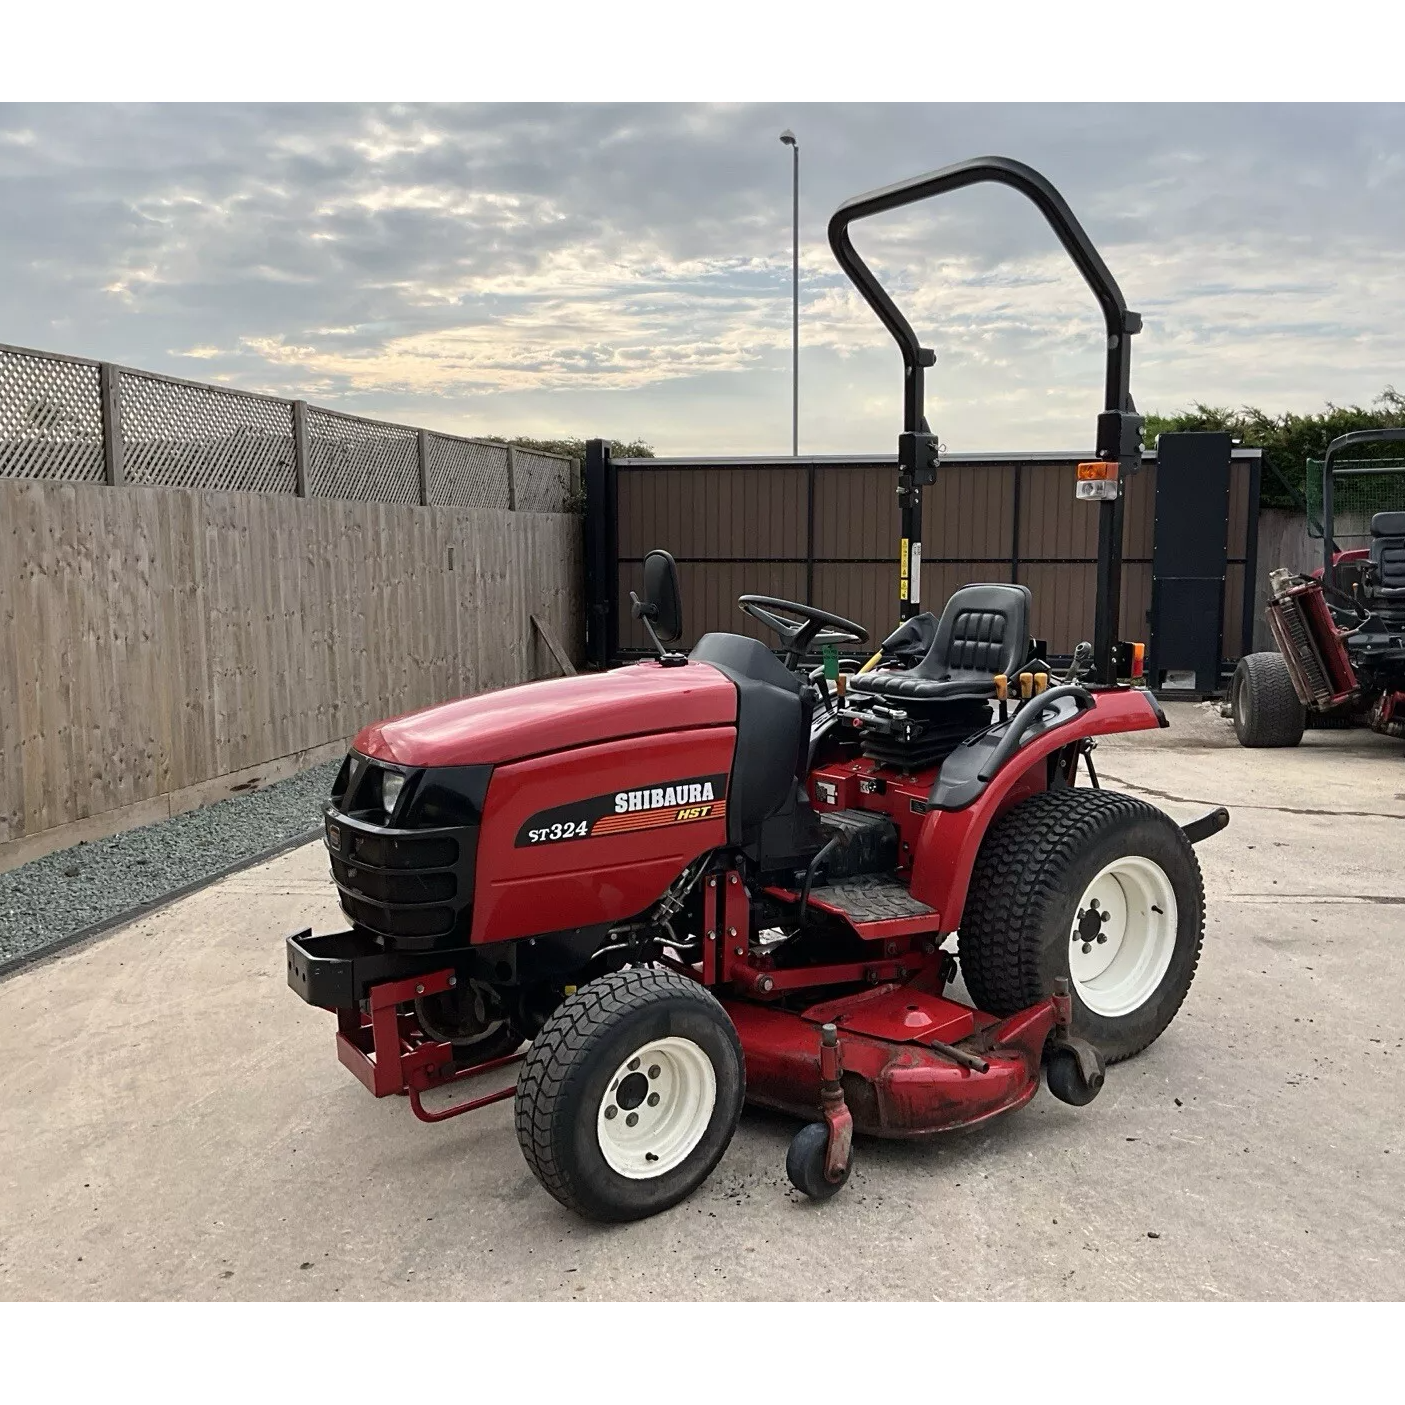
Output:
left=1370, top=511, right=1405, bottom=605
left=848, top=583, right=1032, bottom=704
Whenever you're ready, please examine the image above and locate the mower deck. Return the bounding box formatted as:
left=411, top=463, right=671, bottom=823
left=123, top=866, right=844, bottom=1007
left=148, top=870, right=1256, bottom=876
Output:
left=288, top=926, right=1065, bottom=1139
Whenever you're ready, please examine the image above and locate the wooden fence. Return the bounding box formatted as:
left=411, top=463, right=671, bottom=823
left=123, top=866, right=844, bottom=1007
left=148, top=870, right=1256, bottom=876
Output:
left=0, top=479, right=583, bottom=867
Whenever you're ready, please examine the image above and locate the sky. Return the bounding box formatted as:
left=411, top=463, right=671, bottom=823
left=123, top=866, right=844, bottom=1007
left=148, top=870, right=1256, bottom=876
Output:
left=1, top=102, right=1402, bottom=456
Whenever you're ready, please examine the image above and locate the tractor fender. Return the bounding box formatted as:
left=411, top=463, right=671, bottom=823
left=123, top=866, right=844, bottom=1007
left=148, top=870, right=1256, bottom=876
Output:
left=909, top=688, right=1163, bottom=931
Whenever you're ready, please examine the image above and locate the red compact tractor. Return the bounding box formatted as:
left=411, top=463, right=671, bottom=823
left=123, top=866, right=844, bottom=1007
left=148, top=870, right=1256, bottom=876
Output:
left=1232, top=427, right=1405, bottom=747
left=287, top=158, right=1228, bottom=1221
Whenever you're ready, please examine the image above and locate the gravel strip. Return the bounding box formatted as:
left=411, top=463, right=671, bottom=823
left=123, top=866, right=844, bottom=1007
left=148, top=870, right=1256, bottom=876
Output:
left=0, top=758, right=342, bottom=968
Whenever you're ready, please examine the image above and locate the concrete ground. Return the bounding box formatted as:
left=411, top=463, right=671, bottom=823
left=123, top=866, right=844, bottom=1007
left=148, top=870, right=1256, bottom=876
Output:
left=2, top=702, right=1402, bottom=1301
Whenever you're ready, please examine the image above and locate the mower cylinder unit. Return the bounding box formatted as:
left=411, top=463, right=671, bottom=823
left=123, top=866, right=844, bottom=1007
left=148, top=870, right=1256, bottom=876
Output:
left=1265, top=576, right=1357, bottom=710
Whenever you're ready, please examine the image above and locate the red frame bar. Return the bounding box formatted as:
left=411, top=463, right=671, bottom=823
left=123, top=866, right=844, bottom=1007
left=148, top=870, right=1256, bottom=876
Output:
left=333, top=966, right=521, bottom=1121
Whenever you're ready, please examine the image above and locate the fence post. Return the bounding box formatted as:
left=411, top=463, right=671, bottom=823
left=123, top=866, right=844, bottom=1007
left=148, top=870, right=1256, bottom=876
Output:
left=506, top=445, right=518, bottom=511
left=582, top=438, right=617, bottom=669
left=292, top=400, right=309, bottom=497
left=805, top=460, right=816, bottom=604
left=99, top=362, right=125, bottom=485
left=417, top=429, right=430, bottom=506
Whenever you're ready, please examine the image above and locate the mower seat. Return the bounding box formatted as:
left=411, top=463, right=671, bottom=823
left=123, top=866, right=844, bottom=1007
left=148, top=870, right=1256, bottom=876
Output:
left=1370, top=512, right=1405, bottom=600
left=847, top=583, right=1032, bottom=703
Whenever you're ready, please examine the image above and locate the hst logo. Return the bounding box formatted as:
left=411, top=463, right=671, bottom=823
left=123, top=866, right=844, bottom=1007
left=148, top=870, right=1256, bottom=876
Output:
left=614, top=781, right=717, bottom=814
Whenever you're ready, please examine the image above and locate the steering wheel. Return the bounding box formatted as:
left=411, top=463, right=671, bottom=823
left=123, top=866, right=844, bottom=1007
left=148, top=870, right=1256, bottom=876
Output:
left=737, top=595, right=870, bottom=669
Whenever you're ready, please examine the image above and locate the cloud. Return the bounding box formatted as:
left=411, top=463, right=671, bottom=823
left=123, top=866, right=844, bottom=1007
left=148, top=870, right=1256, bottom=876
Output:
left=1, top=103, right=1402, bottom=454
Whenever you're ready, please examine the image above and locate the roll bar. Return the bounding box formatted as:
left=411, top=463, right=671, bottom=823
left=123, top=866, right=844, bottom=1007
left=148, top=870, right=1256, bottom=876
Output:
left=827, top=156, right=1144, bottom=682
left=828, top=156, right=1141, bottom=431
left=1321, top=426, right=1405, bottom=587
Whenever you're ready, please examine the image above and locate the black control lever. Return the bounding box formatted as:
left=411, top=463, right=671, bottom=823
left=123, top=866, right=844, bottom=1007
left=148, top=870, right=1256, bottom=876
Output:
left=1064, top=641, right=1094, bottom=685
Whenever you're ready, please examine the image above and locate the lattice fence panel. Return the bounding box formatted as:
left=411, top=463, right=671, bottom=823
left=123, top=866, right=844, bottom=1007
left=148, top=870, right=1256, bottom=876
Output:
left=305, top=406, right=420, bottom=504
left=513, top=449, right=573, bottom=513
left=425, top=434, right=510, bottom=508
left=118, top=371, right=297, bottom=493
left=0, top=345, right=105, bottom=482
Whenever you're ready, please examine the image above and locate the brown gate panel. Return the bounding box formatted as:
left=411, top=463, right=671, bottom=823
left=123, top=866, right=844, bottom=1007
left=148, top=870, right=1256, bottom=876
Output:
left=611, top=449, right=1260, bottom=674
left=813, top=465, right=891, bottom=558
left=618, top=466, right=806, bottom=560
left=1018, top=462, right=1103, bottom=560
left=921, top=461, right=1018, bottom=560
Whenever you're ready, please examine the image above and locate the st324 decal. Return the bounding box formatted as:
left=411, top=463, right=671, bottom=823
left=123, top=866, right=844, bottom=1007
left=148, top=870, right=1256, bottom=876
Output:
left=515, top=773, right=729, bottom=847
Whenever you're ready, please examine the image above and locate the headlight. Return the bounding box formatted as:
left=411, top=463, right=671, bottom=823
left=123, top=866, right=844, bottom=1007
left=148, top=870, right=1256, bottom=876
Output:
left=381, top=770, right=406, bottom=819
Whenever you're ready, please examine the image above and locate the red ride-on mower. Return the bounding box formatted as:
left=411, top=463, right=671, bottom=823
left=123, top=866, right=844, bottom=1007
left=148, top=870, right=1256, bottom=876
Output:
left=1232, top=427, right=1405, bottom=747
left=286, top=157, right=1229, bottom=1222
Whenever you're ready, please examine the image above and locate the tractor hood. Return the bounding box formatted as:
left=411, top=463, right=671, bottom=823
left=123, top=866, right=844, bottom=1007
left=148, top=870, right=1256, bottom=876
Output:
left=353, top=660, right=738, bottom=768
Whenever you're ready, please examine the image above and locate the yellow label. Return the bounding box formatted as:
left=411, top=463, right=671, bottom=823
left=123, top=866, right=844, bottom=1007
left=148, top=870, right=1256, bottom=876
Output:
left=899, top=536, right=910, bottom=600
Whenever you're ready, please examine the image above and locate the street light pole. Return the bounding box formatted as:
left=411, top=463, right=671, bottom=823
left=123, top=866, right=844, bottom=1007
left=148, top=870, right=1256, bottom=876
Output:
left=780, top=129, right=798, bottom=456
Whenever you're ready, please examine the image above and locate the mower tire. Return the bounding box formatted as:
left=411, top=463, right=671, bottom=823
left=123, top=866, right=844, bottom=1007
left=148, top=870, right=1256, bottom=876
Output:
left=958, top=788, right=1205, bottom=1064
left=1231, top=652, right=1305, bottom=747
left=514, top=967, right=744, bottom=1222
left=785, top=1121, right=852, bottom=1201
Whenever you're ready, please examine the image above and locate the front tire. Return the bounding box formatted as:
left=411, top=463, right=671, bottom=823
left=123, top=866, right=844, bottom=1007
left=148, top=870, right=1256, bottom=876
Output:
left=514, top=968, right=744, bottom=1222
left=1232, top=652, right=1306, bottom=747
left=959, top=788, right=1205, bottom=1063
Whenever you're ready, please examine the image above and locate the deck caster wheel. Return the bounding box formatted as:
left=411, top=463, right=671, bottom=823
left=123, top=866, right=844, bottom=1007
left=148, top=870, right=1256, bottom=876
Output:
left=786, top=1121, right=852, bottom=1201
left=1045, top=1040, right=1106, bottom=1106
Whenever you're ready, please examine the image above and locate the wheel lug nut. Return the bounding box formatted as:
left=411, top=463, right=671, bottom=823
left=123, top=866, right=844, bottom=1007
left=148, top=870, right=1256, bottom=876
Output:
left=648, top=1064, right=660, bottom=1079
left=647, top=1092, right=660, bottom=1107
left=628, top=1058, right=641, bottom=1072
left=626, top=1112, right=639, bottom=1127
left=1096, top=933, right=1107, bottom=944
left=604, top=1105, right=618, bottom=1120
left=1082, top=943, right=1092, bottom=955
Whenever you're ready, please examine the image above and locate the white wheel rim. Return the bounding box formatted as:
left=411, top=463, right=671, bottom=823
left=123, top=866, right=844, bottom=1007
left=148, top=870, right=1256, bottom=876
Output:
left=1068, top=855, right=1178, bottom=1018
left=596, top=1036, right=716, bottom=1180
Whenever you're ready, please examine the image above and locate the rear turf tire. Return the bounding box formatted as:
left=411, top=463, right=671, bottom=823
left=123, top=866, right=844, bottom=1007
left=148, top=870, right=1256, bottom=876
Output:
left=514, top=967, right=744, bottom=1223
left=958, top=788, right=1205, bottom=1064
left=1232, top=652, right=1306, bottom=747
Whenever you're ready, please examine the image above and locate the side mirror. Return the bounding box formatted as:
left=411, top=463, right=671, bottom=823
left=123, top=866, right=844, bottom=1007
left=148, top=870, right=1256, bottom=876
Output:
left=641, top=548, right=683, bottom=644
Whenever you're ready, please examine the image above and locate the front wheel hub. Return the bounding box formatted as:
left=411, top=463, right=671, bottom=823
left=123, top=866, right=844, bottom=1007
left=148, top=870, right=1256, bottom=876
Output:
left=596, top=1036, right=716, bottom=1179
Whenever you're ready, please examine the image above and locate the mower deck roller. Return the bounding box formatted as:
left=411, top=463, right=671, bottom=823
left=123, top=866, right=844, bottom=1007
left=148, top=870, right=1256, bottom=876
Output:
left=286, top=156, right=1228, bottom=1223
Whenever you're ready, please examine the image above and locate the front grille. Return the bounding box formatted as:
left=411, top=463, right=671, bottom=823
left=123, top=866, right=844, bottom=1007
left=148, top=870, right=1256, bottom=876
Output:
left=329, top=855, right=456, bottom=905
left=343, top=828, right=458, bottom=871
left=323, top=754, right=490, bottom=948
left=337, top=891, right=458, bottom=941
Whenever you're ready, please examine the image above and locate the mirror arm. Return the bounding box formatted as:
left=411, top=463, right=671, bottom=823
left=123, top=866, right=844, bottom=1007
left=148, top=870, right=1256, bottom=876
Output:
left=630, top=591, right=688, bottom=667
